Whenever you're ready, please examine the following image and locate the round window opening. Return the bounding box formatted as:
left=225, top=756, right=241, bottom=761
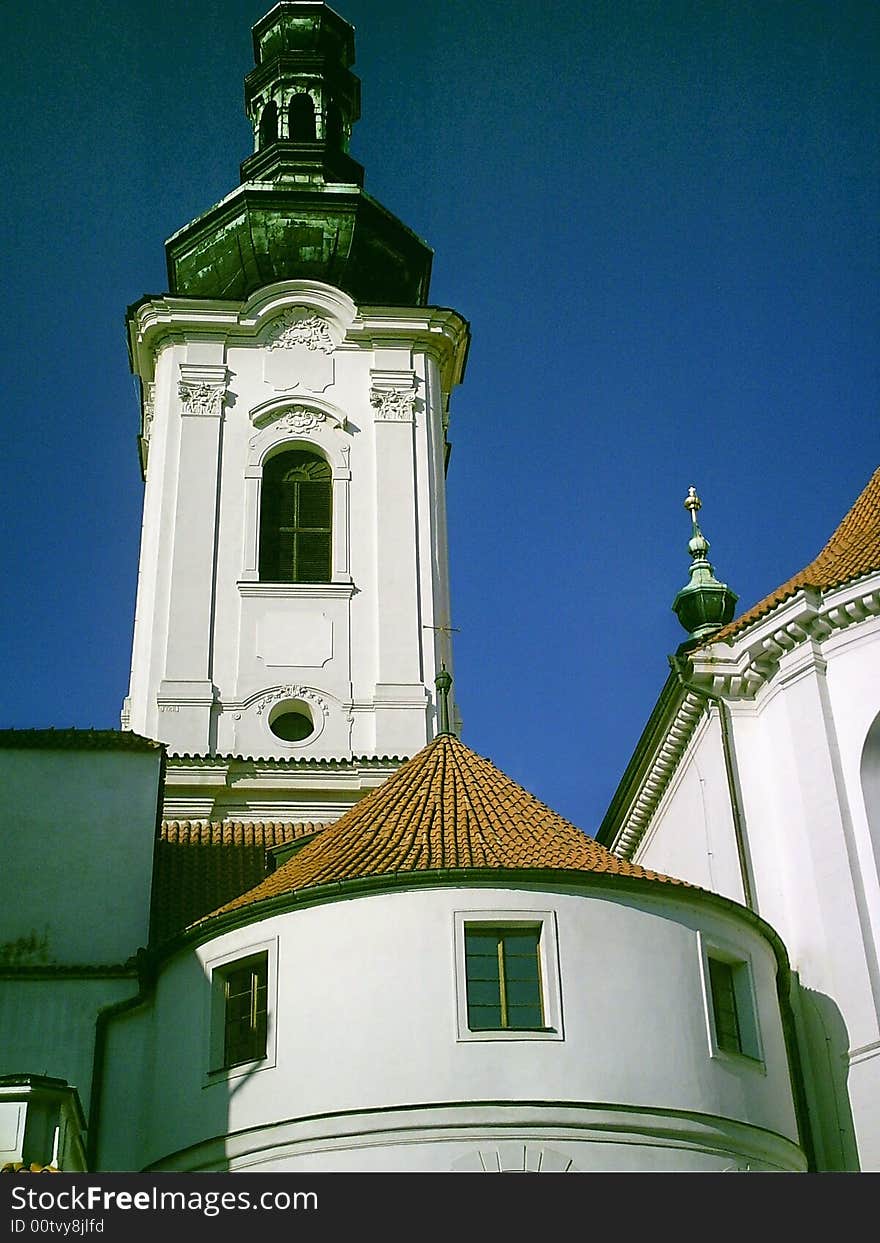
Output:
left=268, top=706, right=314, bottom=742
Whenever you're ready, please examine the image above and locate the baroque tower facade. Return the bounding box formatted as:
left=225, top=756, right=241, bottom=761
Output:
left=121, top=2, right=468, bottom=820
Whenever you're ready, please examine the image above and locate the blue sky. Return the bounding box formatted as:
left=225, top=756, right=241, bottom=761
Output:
left=1, top=0, right=877, bottom=832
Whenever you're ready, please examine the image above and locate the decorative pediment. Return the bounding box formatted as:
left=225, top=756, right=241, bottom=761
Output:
left=266, top=307, right=337, bottom=354
left=249, top=398, right=346, bottom=434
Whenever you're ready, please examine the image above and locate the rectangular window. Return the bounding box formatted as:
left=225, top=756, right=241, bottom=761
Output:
left=465, top=926, right=544, bottom=1031
left=222, top=957, right=268, bottom=1069
left=454, top=911, right=562, bottom=1042
left=707, top=956, right=742, bottom=1054
left=700, top=935, right=763, bottom=1064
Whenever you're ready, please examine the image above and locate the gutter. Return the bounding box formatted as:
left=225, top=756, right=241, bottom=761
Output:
left=86, top=948, right=157, bottom=1170
left=669, top=652, right=755, bottom=912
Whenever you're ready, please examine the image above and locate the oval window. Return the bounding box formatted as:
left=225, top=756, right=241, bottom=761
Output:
left=269, top=709, right=313, bottom=742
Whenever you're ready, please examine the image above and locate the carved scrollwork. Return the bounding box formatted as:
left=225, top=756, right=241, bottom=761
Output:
left=178, top=381, right=225, bottom=417
left=254, top=685, right=331, bottom=719
left=273, top=407, right=326, bottom=435
left=268, top=308, right=336, bottom=353
left=370, top=386, right=419, bottom=421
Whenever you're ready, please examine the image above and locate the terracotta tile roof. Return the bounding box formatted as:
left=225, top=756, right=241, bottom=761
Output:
left=710, top=465, right=880, bottom=643
left=152, top=819, right=328, bottom=943
left=1, top=1163, right=59, bottom=1174
left=204, top=733, right=686, bottom=922
left=0, top=728, right=162, bottom=751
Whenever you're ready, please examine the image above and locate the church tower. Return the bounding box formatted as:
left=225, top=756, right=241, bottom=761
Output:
left=121, top=2, right=469, bottom=819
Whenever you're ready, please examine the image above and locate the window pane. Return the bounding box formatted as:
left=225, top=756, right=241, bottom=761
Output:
left=467, top=980, right=501, bottom=1006
left=466, top=932, right=500, bottom=955
left=295, top=531, right=331, bottom=581
left=467, top=1005, right=503, bottom=1030
left=500, top=930, right=540, bottom=951
left=507, top=1004, right=544, bottom=1029
left=223, top=959, right=268, bottom=1067
left=465, top=954, right=500, bottom=982
left=708, top=957, right=742, bottom=1054
left=298, top=480, right=332, bottom=527
left=506, top=978, right=541, bottom=1006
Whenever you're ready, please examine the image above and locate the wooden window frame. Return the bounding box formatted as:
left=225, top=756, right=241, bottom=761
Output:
left=204, top=938, right=278, bottom=1084
left=453, top=910, right=564, bottom=1043
left=259, top=449, right=332, bottom=585
left=698, top=932, right=764, bottom=1066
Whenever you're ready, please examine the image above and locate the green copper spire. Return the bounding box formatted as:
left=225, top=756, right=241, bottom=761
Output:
left=435, top=665, right=453, bottom=736
left=164, top=2, right=433, bottom=305
left=672, top=487, right=738, bottom=641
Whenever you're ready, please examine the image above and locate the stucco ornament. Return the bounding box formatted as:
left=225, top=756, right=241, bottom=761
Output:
left=272, top=406, right=326, bottom=435
left=268, top=308, right=336, bottom=353
left=178, top=381, right=225, bottom=417
left=370, top=386, right=419, bottom=421
left=142, top=382, right=156, bottom=440
left=254, top=685, right=331, bottom=719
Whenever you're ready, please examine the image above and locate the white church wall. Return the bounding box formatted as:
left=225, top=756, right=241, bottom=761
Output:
left=628, top=596, right=880, bottom=1168
left=0, top=748, right=160, bottom=965
left=100, top=883, right=804, bottom=1172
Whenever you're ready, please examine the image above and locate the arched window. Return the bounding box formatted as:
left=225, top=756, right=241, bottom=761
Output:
left=288, top=94, right=316, bottom=142
left=259, top=100, right=278, bottom=147
left=259, top=449, right=332, bottom=583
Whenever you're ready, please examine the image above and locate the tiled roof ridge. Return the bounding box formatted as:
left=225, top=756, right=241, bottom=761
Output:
left=161, top=818, right=326, bottom=833
left=709, top=464, right=880, bottom=644
left=199, top=733, right=687, bottom=925
left=152, top=818, right=335, bottom=945
left=0, top=728, right=162, bottom=751
left=166, top=752, right=407, bottom=766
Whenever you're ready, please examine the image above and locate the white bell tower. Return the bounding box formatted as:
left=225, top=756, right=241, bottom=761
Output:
left=121, top=2, right=468, bottom=819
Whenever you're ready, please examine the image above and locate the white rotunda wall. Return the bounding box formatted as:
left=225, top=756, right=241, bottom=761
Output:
left=105, top=881, right=806, bottom=1172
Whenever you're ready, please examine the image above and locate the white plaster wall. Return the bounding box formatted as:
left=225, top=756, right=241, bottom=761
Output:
left=124, top=282, right=465, bottom=763
left=0, top=977, right=137, bottom=1119
left=0, top=749, right=161, bottom=964
left=101, top=883, right=803, bottom=1172
left=631, top=603, right=880, bottom=1167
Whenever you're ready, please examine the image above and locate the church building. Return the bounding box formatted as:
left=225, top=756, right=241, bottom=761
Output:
left=1, top=1, right=878, bottom=1174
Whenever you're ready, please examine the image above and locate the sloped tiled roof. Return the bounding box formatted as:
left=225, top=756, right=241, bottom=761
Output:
left=0, top=728, right=162, bottom=751
left=204, top=733, right=686, bottom=923
left=152, top=819, right=328, bottom=943
left=1, top=1163, right=59, bottom=1174
left=710, top=465, right=880, bottom=643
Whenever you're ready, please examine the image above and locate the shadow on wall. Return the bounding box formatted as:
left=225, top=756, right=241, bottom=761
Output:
left=861, top=710, right=880, bottom=878
left=792, top=979, right=860, bottom=1171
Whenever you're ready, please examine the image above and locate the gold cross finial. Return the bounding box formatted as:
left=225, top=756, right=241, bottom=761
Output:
left=684, top=485, right=702, bottom=526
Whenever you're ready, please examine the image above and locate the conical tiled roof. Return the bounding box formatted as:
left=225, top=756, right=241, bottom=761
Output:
left=203, top=733, right=685, bottom=923
left=710, top=465, right=880, bottom=643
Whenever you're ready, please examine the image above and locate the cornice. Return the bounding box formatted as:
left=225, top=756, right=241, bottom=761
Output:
left=689, top=571, right=880, bottom=699
left=600, top=570, right=880, bottom=861
left=599, top=679, right=708, bottom=859
left=126, top=281, right=470, bottom=394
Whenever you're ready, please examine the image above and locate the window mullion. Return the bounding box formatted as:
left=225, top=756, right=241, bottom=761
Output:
left=497, top=937, right=508, bottom=1029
